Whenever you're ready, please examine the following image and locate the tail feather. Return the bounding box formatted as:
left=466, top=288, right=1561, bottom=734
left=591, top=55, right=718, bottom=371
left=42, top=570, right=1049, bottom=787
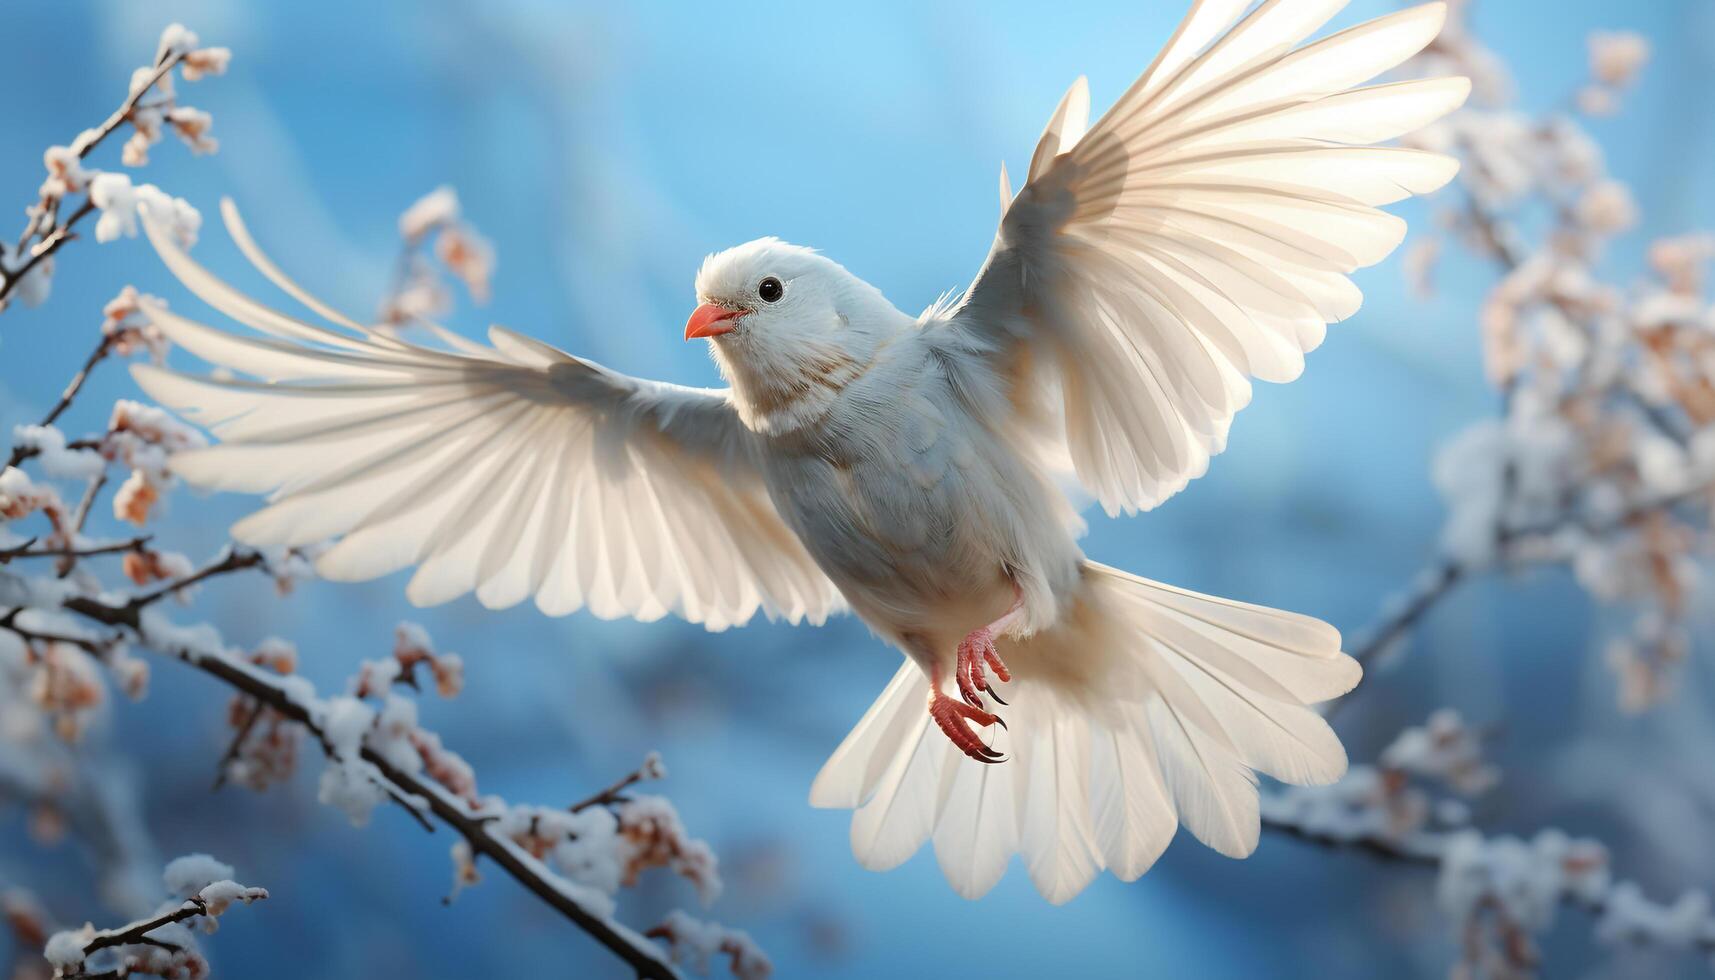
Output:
left=1144, top=693, right=1260, bottom=859
left=812, top=560, right=1358, bottom=904
left=1089, top=722, right=1175, bottom=880
left=932, top=752, right=1020, bottom=899
left=1016, top=716, right=1103, bottom=904
left=845, top=723, right=940, bottom=873
left=809, top=663, right=923, bottom=809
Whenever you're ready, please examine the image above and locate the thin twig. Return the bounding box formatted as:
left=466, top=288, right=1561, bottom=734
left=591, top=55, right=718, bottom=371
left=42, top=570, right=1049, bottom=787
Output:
left=130, top=548, right=265, bottom=609
left=1261, top=815, right=1715, bottom=955
left=78, top=898, right=206, bottom=958
left=69, top=473, right=110, bottom=533
left=569, top=765, right=648, bottom=814
left=1261, top=813, right=1441, bottom=867
left=211, top=698, right=265, bottom=791
left=0, top=198, right=97, bottom=309
left=73, top=54, right=182, bottom=166
left=0, top=535, right=149, bottom=564
left=0, top=609, right=112, bottom=655
left=0, top=50, right=183, bottom=308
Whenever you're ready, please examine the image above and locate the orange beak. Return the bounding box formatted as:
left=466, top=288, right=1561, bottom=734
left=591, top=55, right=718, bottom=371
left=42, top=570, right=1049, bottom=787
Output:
left=684, top=303, right=745, bottom=340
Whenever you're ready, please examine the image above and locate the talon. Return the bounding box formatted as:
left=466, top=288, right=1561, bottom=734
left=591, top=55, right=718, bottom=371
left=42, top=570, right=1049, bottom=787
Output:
left=955, top=635, right=986, bottom=707
left=932, top=589, right=1026, bottom=763
left=958, top=667, right=983, bottom=708
left=929, top=666, right=1007, bottom=763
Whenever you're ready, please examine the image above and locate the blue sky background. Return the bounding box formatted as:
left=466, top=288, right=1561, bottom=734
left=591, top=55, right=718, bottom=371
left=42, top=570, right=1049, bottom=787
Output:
left=3, top=1, right=1714, bottom=977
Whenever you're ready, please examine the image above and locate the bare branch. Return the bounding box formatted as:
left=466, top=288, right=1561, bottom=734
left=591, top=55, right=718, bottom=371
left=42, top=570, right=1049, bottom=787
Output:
left=0, top=535, right=151, bottom=564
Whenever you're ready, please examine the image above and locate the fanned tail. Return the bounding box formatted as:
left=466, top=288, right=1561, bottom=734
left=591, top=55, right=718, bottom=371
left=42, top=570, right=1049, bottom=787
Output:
left=811, top=560, right=1358, bottom=904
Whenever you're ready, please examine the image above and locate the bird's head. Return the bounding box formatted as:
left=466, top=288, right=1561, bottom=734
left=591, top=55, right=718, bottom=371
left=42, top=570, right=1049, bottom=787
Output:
left=688, top=238, right=898, bottom=434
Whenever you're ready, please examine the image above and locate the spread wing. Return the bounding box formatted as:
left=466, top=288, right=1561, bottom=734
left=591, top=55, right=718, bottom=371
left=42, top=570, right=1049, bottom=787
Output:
left=132, top=201, right=843, bottom=630
left=945, top=1, right=1467, bottom=514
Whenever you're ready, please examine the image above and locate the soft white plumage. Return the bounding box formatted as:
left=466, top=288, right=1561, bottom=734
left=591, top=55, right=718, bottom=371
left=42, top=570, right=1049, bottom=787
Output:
left=131, top=0, right=1465, bottom=904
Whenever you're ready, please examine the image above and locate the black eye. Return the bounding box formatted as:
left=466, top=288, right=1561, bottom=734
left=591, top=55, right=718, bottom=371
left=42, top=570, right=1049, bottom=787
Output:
left=757, top=276, right=783, bottom=303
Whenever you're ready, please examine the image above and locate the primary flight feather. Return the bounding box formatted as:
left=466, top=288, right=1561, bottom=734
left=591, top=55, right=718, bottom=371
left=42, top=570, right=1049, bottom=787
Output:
left=131, top=0, right=1466, bottom=904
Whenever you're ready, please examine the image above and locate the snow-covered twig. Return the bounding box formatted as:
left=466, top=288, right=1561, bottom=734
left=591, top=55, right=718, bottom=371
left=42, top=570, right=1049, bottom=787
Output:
left=1266, top=813, right=1715, bottom=971
left=1, top=190, right=763, bottom=980
left=570, top=751, right=666, bottom=814
left=0, top=535, right=152, bottom=564
left=43, top=855, right=266, bottom=980
left=1264, top=709, right=1714, bottom=974
left=0, top=27, right=228, bottom=314
left=52, top=601, right=685, bottom=978
left=4, top=331, right=120, bottom=471
left=1343, top=5, right=1715, bottom=715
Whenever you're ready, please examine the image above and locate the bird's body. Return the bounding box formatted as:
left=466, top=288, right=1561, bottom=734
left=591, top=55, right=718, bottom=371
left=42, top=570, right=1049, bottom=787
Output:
left=130, top=0, right=1470, bottom=904
left=750, top=307, right=1079, bottom=668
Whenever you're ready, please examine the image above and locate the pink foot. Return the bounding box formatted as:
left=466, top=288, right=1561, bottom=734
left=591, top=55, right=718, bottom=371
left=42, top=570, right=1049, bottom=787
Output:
left=958, top=583, right=1021, bottom=707
left=930, top=664, right=1006, bottom=764
left=931, top=584, right=1023, bottom=763
left=956, top=626, right=1013, bottom=708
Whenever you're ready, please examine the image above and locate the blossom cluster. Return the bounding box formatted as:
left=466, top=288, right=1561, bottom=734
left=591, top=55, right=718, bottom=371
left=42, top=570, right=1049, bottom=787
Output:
left=0, top=25, right=226, bottom=313
left=1403, top=5, right=1713, bottom=712
left=40, top=853, right=266, bottom=980
left=1261, top=12, right=1715, bottom=976
left=1265, top=710, right=1498, bottom=849
left=377, top=186, right=496, bottom=329
left=2, top=167, right=761, bottom=976
left=1266, top=709, right=1712, bottom=977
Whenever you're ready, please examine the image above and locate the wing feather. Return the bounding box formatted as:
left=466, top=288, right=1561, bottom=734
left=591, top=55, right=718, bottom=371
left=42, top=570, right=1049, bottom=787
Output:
left=135, top=206, right=843, bottom=629
left=946, top=3, right=1465, bottom=514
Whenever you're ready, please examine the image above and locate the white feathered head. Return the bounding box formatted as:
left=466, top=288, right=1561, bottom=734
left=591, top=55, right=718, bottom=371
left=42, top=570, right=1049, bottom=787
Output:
left=688, top=238, right=897, bottom=433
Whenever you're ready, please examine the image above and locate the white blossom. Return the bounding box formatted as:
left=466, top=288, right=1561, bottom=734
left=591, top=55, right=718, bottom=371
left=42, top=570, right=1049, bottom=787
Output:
left=399, top=186, right=460, bottom=241
left=1575, top=179, right=1638, bottom=235
left=1589, top=31, right=1651, bottom=87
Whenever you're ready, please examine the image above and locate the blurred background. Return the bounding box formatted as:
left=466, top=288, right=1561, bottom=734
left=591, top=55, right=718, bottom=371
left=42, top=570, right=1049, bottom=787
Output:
left=2, top=1, right=1714, bottom=977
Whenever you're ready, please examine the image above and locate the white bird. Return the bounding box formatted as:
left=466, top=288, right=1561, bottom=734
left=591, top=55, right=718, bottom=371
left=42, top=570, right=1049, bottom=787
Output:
left=130, top=0, right=1466, bottom=904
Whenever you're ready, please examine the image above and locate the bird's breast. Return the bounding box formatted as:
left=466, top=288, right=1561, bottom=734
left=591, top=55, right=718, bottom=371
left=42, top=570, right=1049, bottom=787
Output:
left=760, top=392, right=1030, bottom=628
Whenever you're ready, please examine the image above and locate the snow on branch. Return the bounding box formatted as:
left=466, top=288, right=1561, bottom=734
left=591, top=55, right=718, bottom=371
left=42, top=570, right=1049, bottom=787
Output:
left=2, top=202, right=763, bottom=977
left=0, top=26, right=227, bottom=314
left=41, top=854, right=265, bottom=980
left=0, top=284, right=764, bottom=980
left=1341, top=2, right=1715, bottom=713
left=1265, top=711, right=1715, bottom=976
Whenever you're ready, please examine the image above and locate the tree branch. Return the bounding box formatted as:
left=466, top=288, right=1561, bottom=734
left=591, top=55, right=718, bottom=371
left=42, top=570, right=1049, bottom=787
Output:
left=5, top=327, right=116, bottom=471
left=77, top=898, right=206, bottom=958
left=1262, top=814, right=1715, bottom=956
left=1261, top=812, right=1441, bottom=867
left=0, top=535, right=150, bottom=565
left=57, top=590, right=681, bottom=979
left=128, top=547, right=264, bottom=609
left=0, top=48, right=184, bottom=309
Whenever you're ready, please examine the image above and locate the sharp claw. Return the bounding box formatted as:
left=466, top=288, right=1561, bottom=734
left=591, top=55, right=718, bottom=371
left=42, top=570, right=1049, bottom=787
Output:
left=935, top=626, right=1019, bottom=764
left=965, top=733, right=1005, bottom=762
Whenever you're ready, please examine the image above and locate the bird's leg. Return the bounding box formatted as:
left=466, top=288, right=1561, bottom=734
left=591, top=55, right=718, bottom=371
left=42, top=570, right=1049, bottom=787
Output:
left=956, top=584, right=1022, bottom=708
left=930, top=664, right=1006, bottom=764
left=931, top=584, right=1025, bottom=763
